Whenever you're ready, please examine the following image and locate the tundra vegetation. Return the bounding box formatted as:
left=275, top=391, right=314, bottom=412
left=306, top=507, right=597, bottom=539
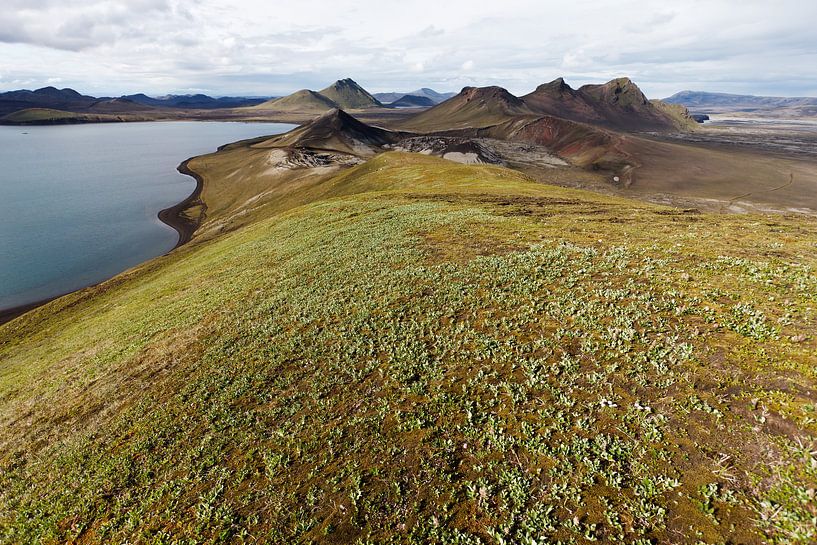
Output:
left=1, top=153, right=816, bottom=544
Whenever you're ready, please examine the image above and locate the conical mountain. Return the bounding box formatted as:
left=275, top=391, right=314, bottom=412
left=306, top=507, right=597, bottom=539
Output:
left=256, top=108, right=404, bottom=156
left=319, top=79, right=383, bottom=109
left=252, top=89, right=339, bottom=113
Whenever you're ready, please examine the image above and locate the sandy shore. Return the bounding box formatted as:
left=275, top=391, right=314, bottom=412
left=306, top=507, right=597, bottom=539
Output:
left=0, top=159, right=205, bottom=327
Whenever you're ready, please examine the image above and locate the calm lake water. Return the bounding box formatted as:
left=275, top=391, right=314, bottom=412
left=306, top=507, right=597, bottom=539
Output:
left=0, top=121, right=295, bottom=312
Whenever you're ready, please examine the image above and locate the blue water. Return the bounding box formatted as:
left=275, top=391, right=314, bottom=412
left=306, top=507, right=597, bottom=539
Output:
left=0, top=121, right=295, bottom=311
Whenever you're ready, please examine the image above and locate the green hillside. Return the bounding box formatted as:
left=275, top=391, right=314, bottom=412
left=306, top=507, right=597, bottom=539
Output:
left=252, top=90, right=339, bottom=113
left=1, top=153, right=816, bottom=544
left=319, top=79, right=383, bottom=110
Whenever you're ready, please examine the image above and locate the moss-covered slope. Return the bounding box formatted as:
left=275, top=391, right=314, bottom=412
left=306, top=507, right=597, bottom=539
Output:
left=1, top=153, right=816, bottom=544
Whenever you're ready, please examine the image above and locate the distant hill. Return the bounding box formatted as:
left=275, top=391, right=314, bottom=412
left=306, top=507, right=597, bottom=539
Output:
left=252, top=89, right=339, bottom=113
left=319, top=79, right=383, bottom=109
left=372, top=92, right=406, bottom=104
left=389, top=95, right=435, bottom=108
left=86, top=98, right=159, bottom=113
left=410, top=88, right=457, bottom=103
left=256, top=108, right=404, bottom=156
left=374, top=88, right=456, bottom=105
left=523, top=77, right=694, bottom=131
left=0, top=87, right=98, bottom=116
left=0, top=108, right=139, bottom=125
left=400, top=86, right=534, bottom=131
left=664, top=90, right=817, bottom=116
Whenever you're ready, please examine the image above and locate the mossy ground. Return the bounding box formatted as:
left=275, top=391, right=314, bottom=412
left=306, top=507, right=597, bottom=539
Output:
left=1, top=153, right=816, bottom=544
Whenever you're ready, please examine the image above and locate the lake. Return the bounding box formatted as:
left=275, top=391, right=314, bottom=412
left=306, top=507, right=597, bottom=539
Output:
left=0, top=121, right=295, bottom=312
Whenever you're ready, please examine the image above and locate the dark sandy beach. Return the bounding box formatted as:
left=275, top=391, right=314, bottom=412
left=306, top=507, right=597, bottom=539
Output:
left=158, top=158, right=206, bottom=249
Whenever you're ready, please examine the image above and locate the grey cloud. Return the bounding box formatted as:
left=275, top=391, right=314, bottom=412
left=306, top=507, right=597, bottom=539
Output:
left=0, top=0, right=172, bottom=50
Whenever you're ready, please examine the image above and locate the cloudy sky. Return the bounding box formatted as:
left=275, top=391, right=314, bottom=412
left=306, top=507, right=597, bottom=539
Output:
left=1, top=0, right=815, bottom=99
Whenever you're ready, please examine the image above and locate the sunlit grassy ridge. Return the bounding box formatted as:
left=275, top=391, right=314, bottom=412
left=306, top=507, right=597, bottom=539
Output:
left=1, top=153, right=816, bottom=544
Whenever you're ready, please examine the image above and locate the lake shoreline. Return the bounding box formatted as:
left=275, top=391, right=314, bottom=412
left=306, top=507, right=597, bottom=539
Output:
left=0, top=158, right=204, bottom=327
left=158, top=159, right=206, bottom=250
left=0, top=296, right=60, bottom=325
left=0, top=120, right=294, bottom=326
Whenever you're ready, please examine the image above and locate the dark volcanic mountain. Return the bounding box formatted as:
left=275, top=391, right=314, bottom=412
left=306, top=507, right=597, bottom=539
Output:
left=521, top=78, right=604, bottom=125
left=257, top=108, right=405, bottom=155
left=319, top=79, right=383, bottom=109
left=523, top=77, right=693, bottom=131
left=400, top=86, right=534, bottom=131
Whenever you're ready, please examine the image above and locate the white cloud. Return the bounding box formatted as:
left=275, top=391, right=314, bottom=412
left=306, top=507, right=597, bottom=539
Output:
left=0, top=0, right=815, bottom=97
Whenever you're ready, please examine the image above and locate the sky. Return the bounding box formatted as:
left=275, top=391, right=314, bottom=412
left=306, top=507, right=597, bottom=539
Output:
left=1, top=0, right=816, bottom=99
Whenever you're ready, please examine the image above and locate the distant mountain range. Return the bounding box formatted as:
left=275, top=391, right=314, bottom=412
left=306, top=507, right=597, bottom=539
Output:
left=2, top=77, right=697, bottom=133
left=373, top=88, right=457, bottom=105
left=255, top=76, right=692, bottom=133
left=253, top=79, right=447, bottom=112
left=665, top=90, right=817, bottom=116
left=0, top=87, right=268, bottom=117
left=121, top=93, right=268, bottom=109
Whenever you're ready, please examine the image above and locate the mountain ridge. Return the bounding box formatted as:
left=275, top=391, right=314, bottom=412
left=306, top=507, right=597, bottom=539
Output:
left=523, top=77, right=694, bottom=131
left=401, top=77, right=694, bottom=133
left=0, top=86, right=268, bottom=116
